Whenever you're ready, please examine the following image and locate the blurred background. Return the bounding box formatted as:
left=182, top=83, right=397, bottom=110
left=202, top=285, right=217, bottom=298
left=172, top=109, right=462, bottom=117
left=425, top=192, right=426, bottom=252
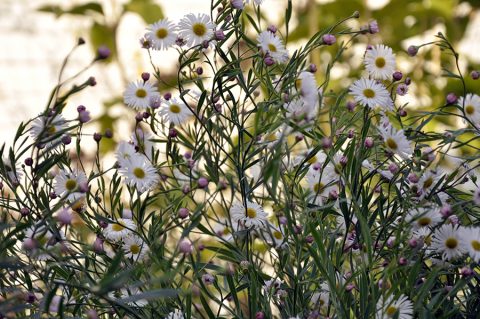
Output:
left=0, top=0, right=479, bottom=153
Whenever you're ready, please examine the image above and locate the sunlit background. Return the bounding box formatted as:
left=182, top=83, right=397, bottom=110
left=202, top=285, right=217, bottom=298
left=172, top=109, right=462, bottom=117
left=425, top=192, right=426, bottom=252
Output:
left=0, top=0, right=479, bottom=152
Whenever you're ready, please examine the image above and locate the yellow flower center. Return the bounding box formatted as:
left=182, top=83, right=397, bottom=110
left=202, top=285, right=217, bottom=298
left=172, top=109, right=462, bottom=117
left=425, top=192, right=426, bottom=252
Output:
left=169, top=104, right=181, bottom=114
left=156, top=28, right=168, bottom=39
left=273, top=230, right=283, bottom=240
left=112, top=222, right=125, bottom=232
left=47, top=125, right=57, bottom=136
left=423, top=177, right=433, bottom=189
left=375, top=57, right=386, bottom=68
left=130, top=244, right=140, bottom=254
left=65, top=179, right=77, bottom=191
left=424, top=235, right=432, bottom=246
left=363, top=89, right=375, bottom=98
left=465, top=105, right=475, bottom=115
left=133, top=167, right=146, bottom=179
left=268, top=43, right=277, bottom=52
left=192, top=23, right=207, bottom=36
left=386, top=138, right=398, bottom=150
left=445, top=237, right=458, bottom=249
left=246, top=208, right=257, bottom=218
left=313, top=182, right=324, bottom=193
left=471, top=240, right=480, bottom=251
left=417, top=217, right=431, bottom=227
left=136, top=89, right=147, bottom=98
left=386, top=305, right=398, bottom=317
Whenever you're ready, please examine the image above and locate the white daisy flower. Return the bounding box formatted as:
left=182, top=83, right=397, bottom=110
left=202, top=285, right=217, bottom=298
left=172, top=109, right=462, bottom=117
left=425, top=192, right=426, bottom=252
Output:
left=116, top=141, right=140, bottom=166
left=378, top=122, right=412, bottom=160
left=458, top=93, right=480, bottom=123
left=30, top=114, right=67, bottom=148
left=263, top=223, right=288, bottom=248
left=461, top=227, right=480, bottom=262
left=103, top=218, right=136, bottom=242
left=123, top=235, right=149, bottom=261
left=108, top=287, right=148, bottom=308
left=295, top=71, right=318, bottom=111
left=306, top=168, right=338, bottom=206
left=257, top=30, right=289, bottom=63
left=165, top=309, right=185, bottom=319
left=431, top=224, right=467, bottom=261
left=246, top=0, right=265, bottom=5
left=54, top=169, right=88, bottom=202
left=123, top=80, right=159, bottom=110
left=178, top=13, right=215, bottom=47
left=1, top=156, right=22, bottom=184
left=376, top=294, right=413, bottom=319
left=131, top=128, right=156, bottom=162
left=417, top=170, right=441, bottom=196
left=145, top=19, right=177, bottom=50
left=364, top=44, right=396, bottom=80
left=310, top=282, right=330, bottom=308
left=350, top=78, right=394, bottom=110
left=119, top=155, right=159, bottom=193
left=406, top=207, right=442, bottom=229
left=160, top=98, right=192, bottom=125
left=230, top=201, right=268, bottom=229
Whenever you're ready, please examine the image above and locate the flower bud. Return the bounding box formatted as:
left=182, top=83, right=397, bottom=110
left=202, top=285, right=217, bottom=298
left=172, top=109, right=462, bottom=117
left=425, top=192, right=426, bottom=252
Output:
left=141, top=72, right=150, bottom=82
left=407, top=45, right=418, bottom=57
left=364, top=137, right=374, bottom=149
left=471, top=70, right=479, bottom=80
left=96, top=46, right=111, bottom=60
left=179, top=239, right=193, bottom=254
left=178, top=208, right=189, bottom=219
left=392, top=71, right=403, bottom=81
left=93, top=237, right=104, bottom=254
left=322, top=34, right=336, bottom=45
left=446, top=93, right=457, bottom=105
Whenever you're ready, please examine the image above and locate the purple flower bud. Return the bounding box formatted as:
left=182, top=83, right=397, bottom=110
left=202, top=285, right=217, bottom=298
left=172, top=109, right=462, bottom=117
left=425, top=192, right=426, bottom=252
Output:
left=322, top=137, right=332, bottom=149
left=392, top=71, right=403, bottom=81
left=49, top=192, right=57, bottom=199
left=198, top=177, right=209, bottom=188
left=175, top=36, right=186, bottom=47
left=305, top=235, right=314, bottom=244
left=231, top=0, right=244, bottom=9
left=398, top=108, right=407, bottom=117
left=407, top=45, right=418, bottom=57
left=322, top=34, right=336, bottom=45
left=196, top=67, right=203, bottom=75
left=279, top=216, right=287, bottom=225
left=150, top=95, right=161, bottom=109
left=104, top=129, right=113, bottom=138
left=93, top=237, right=104, bottom=254
left=201, top=40, right=210, bottom=49
left=93, top=133, right=102, bottom=142
left=97, top=46, right=111, bottom=60
left=440, top=204, right=452, bottom=217
left=346, top=283, right=355, bottom=292
left=461, top=267, right=473, bottom=277
left=368, top=20, right=379, bottom=34
left=294, top=224, right=303, bottom=234
left=79, top=110, right=91, bottom=123
left=20, top=207, right=30, bottom=217
left=408, top=173, right=419, bottom=183
left=446, top=92, right=457, bottom=105
left=348, top=129, right=355, bottom=138
left=202, top=273, right=215, bottom=285
left=346, top=100, right=356, bottom=112
left=396, top=83, right=408, bottom=96
left=24, top=157, right=33, bottom=166
left=77, top=105, right=86, bottom=112
left=179, top=239, right=193, bottom=254
left=141, top=72, right=150, bottom=82
left=56, top=208, right=73, bottom=225
left=78, top=182, right=89, bottom=193
left=295, top=134, right=304, bottom=142
left=388, top=163, right=399, bottom=174
left=22, top=238, right=37, bottom=251
left=99, top=220, right=108, bottom=229
left=88, top=76, right=97, bottom=86
left=398, top=257, right=407, bottom=266
left=329, top=189, right=339, bottom=200
left=264, top=56, right=275, bottom=66
left=267, top=25, right=277, bottom=34
left=25, top=292, right=36, bottom=304
left=448, top=214, right=459, bottom=225
left=308, top=63, right=317, bottom=73
left=169, top=128, right=178, bottom=138
left=471, top=70, right=480, bottom=80
left=178, top=208, right=189, bottom=219
left=214, top=29, right=225, bottom=41
left=182, top=185, right=190, bottom=194
left=135, top=113, right=143, bottom=122
left=364, top=137, right=374, bottom=149
left=86, top=309, right=99, bottom=319
left=143, top=112, right=150, bottom=119
left=408, top=238, right=418, bottom=248
left=163, top=92, right=172, bottom=101
left=255, top=312, right=265, bottom=319
left=78, top=37, right=86, bottom=45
